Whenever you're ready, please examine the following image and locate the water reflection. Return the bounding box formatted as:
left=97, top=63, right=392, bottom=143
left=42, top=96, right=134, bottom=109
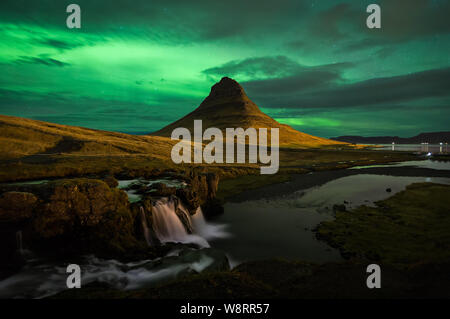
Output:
left=350, top=159, right=450, bottom=171
left=211, top=173, right=450, bottom=264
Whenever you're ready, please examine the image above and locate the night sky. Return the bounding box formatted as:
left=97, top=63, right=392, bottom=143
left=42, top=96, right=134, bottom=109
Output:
left=0, top=0, right=449, bottom=137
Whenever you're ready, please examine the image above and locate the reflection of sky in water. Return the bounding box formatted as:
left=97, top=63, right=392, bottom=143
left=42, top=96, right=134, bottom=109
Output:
left=350, top=159, right=450, bottom=171
left=213, top=174, right=450, bottom=264
left=281, top=174, right=450, bottom=210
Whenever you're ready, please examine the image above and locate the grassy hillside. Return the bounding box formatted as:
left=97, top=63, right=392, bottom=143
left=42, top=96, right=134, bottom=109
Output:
left=0, top=115, right=175, bottom=160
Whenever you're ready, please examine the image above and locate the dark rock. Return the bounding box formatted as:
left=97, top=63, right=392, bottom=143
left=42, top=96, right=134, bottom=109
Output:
left=131, top=201, right=160, bottom=247
left=205, top=173, right=219, bottom=199
left=177, top=172, right=220, bottom=215
left=172, top=197, right=193, bottom=233
left=0, top=192, right=38, bottom=223
left=332, top=204, right=347, bottom=213
left=175, top=187, right=199, bottom=214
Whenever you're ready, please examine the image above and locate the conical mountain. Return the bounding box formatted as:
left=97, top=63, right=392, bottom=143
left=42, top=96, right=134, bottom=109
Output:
left=152, top=77, right=345, bottom=147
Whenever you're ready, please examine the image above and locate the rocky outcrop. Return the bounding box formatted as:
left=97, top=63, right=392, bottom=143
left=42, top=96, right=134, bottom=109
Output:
left=0, top=178, right=144, bottom=260
left=130, top=199, right=160, bottom=246
left=32, top=179, right=130, bottom=238
left=176, top=172, right=220, bottom=215
left=0, top=192, right=38, bottom=223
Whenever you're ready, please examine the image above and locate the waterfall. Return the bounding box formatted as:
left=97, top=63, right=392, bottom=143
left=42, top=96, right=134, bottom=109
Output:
left=138, top=197, right=229, bottom=248
left=139, top=207, right=152, bottom=246
left=150, top=197, right=209, bottom=247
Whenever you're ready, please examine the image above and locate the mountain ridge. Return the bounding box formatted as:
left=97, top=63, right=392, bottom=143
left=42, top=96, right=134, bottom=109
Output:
left=332, top=132, right=450, bottom=144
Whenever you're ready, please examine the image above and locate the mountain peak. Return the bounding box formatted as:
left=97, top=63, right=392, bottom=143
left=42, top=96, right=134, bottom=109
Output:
left=199, top=77, right=248, bottom=109
left=212, top=77, right=245, bottom=94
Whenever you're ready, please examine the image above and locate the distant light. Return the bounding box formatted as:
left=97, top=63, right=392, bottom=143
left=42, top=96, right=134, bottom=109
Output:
left=440, top=142, right=443, bottom=145
left=426, top=152, right=432, bottom=156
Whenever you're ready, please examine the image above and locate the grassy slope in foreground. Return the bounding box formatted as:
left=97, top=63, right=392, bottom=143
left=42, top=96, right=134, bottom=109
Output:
left=316, top=182, right=450, bottom=267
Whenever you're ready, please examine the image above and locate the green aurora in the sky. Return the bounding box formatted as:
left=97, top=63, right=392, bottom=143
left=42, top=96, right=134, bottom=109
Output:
left=0, top=0, right=449, bottom=137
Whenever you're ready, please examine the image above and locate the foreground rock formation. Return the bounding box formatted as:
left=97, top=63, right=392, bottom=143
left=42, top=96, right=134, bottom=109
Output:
left=0, top=171, right=222, bottom=279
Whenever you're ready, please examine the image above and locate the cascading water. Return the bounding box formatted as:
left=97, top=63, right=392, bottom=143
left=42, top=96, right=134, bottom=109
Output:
left=139, top=207, right=152, bottom=246
left=150, top=197, right=208, bottom=247
left=148, top=197, right=229, bottom=247
left=192, top=207, right=230, bottom=241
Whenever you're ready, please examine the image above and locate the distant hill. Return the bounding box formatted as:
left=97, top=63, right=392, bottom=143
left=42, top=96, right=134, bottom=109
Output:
left=152, top=77, right=346, bottom=148
left=332, top=132, right=450, bottom=144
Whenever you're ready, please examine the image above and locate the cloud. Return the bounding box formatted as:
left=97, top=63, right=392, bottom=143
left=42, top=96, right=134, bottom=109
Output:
left=37, top=38, right=84, bottom=51
left=202, top=56, right=302, bottom=80
left=0, top=0, right=309, bottom=43
left=247, top=67, right=450, bottom=109
left=311, top=3, right=358, bottom=40
left=203, top=56, right=355, bottom=94
left=240, top=61, right=353, bottom=95
left=294, top=0, right=450, bottom=55
left=15, top=56, right=70, bottom=67
left=376, top=0, right=450, bottom=40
